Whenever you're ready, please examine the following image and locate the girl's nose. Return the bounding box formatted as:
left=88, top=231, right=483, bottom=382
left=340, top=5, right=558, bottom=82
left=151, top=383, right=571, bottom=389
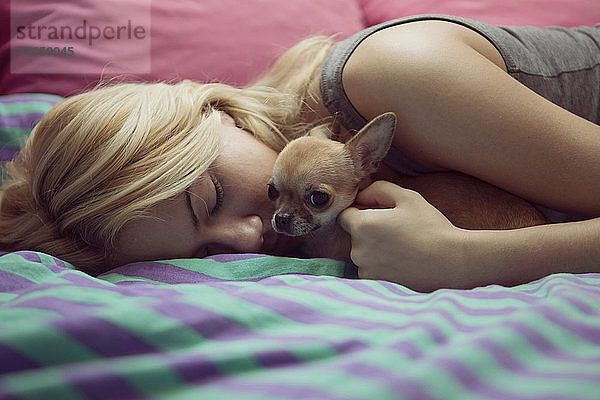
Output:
left=210, top=215, right=264, bottom=254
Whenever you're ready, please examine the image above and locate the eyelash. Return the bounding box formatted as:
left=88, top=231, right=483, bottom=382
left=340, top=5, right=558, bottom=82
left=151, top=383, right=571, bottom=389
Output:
left=211, top=176, right=224, bottom=214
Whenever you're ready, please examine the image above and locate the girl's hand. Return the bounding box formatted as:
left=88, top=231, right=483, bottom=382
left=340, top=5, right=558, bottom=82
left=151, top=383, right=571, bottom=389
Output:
left=338, top=180, right=470, bottom=292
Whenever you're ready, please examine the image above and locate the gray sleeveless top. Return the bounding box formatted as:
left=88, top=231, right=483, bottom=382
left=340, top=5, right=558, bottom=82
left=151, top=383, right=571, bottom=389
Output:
left=319, top=14, right=600, bottom=222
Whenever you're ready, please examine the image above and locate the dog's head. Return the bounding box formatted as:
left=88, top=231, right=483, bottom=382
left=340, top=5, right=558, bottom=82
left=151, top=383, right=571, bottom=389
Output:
left=268, top=113, right=396, bottom=236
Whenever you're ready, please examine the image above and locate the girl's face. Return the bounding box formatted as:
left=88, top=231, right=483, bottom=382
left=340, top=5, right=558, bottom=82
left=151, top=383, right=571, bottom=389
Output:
left=112, top=114, right=303, bottom=266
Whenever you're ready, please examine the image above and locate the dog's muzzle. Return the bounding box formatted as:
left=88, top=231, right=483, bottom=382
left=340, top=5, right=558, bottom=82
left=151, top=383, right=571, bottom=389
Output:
left=274, top=212, right=293, bottom=233
left=272, top=212, right=319, bottom=236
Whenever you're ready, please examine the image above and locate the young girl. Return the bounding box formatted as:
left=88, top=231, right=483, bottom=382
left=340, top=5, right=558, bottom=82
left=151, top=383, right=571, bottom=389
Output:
left=1, top=15, right=599, bottom=291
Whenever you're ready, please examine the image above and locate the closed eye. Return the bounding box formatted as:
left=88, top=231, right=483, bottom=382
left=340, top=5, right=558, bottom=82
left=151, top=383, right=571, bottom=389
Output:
left=211, top=176, right=224, bottom=215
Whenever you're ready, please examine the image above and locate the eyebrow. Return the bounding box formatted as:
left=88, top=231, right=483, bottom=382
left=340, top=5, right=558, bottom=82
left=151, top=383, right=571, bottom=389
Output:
left=185, top=190, right=199, bottom=229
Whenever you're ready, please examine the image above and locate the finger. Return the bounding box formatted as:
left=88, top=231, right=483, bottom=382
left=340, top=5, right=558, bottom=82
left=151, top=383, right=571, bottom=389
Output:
left=338, top=206, right=362, bottom=233
left=354, top=180, right=404, bottom=208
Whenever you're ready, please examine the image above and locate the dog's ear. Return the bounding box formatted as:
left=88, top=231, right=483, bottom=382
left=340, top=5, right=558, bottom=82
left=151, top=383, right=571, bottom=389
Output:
left=307, top=124, right=334, bottom=140
left=345, top=112, right=396, bottom=174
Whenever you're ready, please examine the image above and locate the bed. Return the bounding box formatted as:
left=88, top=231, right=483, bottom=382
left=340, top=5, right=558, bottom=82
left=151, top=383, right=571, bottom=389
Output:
left=2, top=1, right=600, bottom=399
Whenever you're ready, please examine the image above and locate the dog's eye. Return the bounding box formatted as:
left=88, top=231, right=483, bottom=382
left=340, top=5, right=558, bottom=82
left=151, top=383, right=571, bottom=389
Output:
left=267, top=183, right=279, bottom=200
left=309, top=191, right=330, bottom=208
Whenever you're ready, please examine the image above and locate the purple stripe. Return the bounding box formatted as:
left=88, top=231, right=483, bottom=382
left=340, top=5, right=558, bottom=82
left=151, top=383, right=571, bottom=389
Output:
left=150, top=296, right=375, bottom=363
left=52, top=255, right=69, bottom=269
left=5, top=275, right=183, bottom=300
left=0, top=385, right=20, bottom=400
left=436, top=358, right=514, bottom=400
left=562, top=294, right=600, bottom=316
left=0, top=146, right=19, bottom=163
left=162, top=340, right=368, bottom=386
left=273, top=277, right=600, bottom=358
left=13, top=297, right=161, bottom=358
left=162, top=352, right=223, bottom=385
left=387, top=340, right=423, bottom=359
left=2, top=258, right=187, bottom=300
left=105, top=261, right=222, bottom=283
left=329, top=338, right=369, bottom=356
left=63, top=365, right=140, bottom=400
left=380, top=276, right=600, bottom=304
left=16, top=250, right=42, bottom=263
left=217, top=380, right=350, bottom=400
left=0, top=343, right=39, bottom=374
left=211, top=278, right=600, bottom=360
left=151, top=300, right=253, bottom=340
left=60, top=272, right=185, bottom=299
left=164, top=349, right=360, bottom=400
left=505, top=320, right=600, bottom=363
left=0, top=112, right=45, bottom=128
left=14, top=250, right=56, bottom=271
left=14, top=250, right=71, bottom=271
left=14, top=251, right=73, bottom=274
left=0, top=268, right=35, bottom=291
left=434, top=357, right=592, bottom=400
left=14, top=296, right=100, bottom=318
left=226, top=289, right=449, bottom=343
left=254, top=349, right=300, bottom=368
left=340, top=362, right=435, bottom=400
left=273, top=276, right=517, bottom=318
left=478, top=336, right=600, bottom=381
left=204, top=253, right=267, bottom=262
left=523, top=273, right=600, bottom=290
left=538, top=305, right=600, bottom=345
left=319, top=276, right=541, bottom=303
left=148, top=278, right=594, bottom=367
left=0, top=94, right=62, bottom=105
left=60, top=272, right=114, bottom=286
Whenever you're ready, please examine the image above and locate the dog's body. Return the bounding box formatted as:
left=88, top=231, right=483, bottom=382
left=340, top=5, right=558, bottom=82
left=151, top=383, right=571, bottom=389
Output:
left=268, top=113, right=548, bottom=259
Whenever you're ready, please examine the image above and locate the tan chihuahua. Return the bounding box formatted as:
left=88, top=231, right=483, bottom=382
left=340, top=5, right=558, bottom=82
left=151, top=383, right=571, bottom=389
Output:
left=268, top=112, right=548, bottom=259
left=268, top=113, right=396, bottom=258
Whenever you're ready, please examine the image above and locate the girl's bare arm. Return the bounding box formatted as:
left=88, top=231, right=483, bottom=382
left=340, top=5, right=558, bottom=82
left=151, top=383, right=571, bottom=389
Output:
left=342, top=20, right=600, bottom=216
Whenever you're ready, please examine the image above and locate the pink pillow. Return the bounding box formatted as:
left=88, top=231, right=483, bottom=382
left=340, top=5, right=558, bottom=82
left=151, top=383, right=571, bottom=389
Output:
left=359, top=0, right=600, bottom=27
left=1, top=0, right=365, bottom=96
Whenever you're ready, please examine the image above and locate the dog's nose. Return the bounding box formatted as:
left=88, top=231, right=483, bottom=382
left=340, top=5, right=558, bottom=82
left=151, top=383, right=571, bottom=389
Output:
left=275, top=213, right=293, bottom=231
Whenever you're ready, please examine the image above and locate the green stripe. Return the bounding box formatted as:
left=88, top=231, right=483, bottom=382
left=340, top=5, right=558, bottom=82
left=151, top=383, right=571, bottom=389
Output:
left=215, top=354, right=401, bottom=400
left=0, top=308, right=58, bottom=324
left=2, top=369, right=85, bottom=400
left=99, top=273, right=171, bottom=285
left=110, top=355, right=184, bottom=399
left=181, top=277, right=444, bottom=345
left=0, top=292, right=17, bottom=302
left=0, top=93, right=63, bottom=103
left=101, top=256, right=347, bottom=283
left=0, top=101, right=56, bottom=116
left=0, top=324, right=99, bottom=367
left=519, top=306, right=600, bottom=357
left=483, top=328, right=600, bottom=392
left=166, top=256, right=347, bottom=280
left=174, top=280, right=439, bottom=361
left=31, top=251, right=74, bottom=269
left=293, top=276, right=525, bottom=316
left=162, top=386, right=271, bottom=400
left=4, top=283, right=209, bottom=355
left=0, top=126, right=31, bottom=147
left=0, top=253, right=70, bottom=284
left=422, top=335, right=600, bottom=399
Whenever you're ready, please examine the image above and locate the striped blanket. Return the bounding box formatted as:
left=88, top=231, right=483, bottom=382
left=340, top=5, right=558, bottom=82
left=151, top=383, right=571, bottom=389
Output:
left=2, top=94, right=600, bottom=399
left=1, top=250, right=599, bottom=400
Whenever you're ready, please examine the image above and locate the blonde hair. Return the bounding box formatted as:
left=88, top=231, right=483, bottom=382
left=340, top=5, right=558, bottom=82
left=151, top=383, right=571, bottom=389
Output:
left=0, top=35, right=335, bottom=274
